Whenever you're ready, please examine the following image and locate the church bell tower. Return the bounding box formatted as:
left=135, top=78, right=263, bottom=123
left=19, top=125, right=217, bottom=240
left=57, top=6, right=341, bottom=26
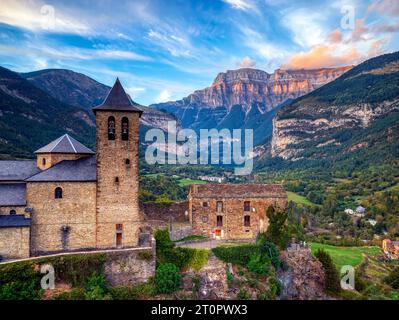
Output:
left=93, top=78, right=143, bottom=249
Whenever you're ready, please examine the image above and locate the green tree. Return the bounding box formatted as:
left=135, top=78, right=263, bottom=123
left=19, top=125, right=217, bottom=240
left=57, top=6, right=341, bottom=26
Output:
left=264, top=206, right=289, bottom=249
left=155, top=263, right=182, bottom=294
left=315, top=249, right=341, bottom=294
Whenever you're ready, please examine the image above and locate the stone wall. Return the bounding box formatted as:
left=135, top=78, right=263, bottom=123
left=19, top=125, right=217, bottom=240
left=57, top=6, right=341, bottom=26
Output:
left=0, top=227, right=30, bottom=259
left=141, top=202, right=189, bottom=222
left=95, top=111, right=142, bottom=249
left=27, top=181, right=97, bottom=255
left=104, top=247, right=156, bottom=286
left=190, top=196, right=287, bottom=240
left=37, top=153, right=86, bottom=170
left=170, top=223, right=193, bottom=241
left=0, top=206, right=27, bottom=216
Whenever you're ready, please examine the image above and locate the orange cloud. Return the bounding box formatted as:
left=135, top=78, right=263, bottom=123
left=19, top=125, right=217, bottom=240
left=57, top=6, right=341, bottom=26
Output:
left=328, top=29, right=342, bottom=44
left=351, top=19, right=369, bottom=42
left=239, top=56, right=257, bottom=68
left=282, top=44, right=361, bottom=69
left=367, top=0, right=399, bottom=16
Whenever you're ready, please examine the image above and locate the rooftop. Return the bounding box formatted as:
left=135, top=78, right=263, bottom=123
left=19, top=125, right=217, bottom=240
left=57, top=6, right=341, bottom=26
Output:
left=93, top=78, right=143, bottom=114
left=35, top=134, right=95, bottom=155
left=0, top=183, right=27, bottom=206
left=0, top=160, right=40, bottom=182
left=190, top=184, right=287, bottom=198
left=26, top=156, right=96, bottom=182
left=0, top=215, right=31, bottom=228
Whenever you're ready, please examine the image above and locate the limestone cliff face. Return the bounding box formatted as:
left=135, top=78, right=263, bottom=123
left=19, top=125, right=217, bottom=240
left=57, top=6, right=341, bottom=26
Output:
left=270, top=52, right=399, bottom=160
left=153, top=67, right=350, bottom=144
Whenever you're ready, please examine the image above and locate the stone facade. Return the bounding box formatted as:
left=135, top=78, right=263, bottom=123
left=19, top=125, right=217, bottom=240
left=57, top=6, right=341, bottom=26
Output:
left=37, top=153, right=84, bottom=170
left=27, top=181, right=97, bottom=255
left=95, top=111, right=142, bottom=249
left=0, top=206, right=27, bottom=216
left=0, top=227, right=30, bottom=259
left=189, top=184, right=287, bottom=240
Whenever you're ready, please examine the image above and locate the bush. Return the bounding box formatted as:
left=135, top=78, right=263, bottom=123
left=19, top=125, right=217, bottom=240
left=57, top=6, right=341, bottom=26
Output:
left=54, top=288, right=86, bottom=300
left=138, top=250, right=154, bottom=261
left=384, top=267, right=399, bottom=289
left=257, top=236, right=281, bottom=269
left=237, top=288, right=251, bottom=300
left=155, top=229, right=175, bottom=263
left=268, top=277, right=282, bottom=298
left=247, top=254, right=270, bottom=276
left=212, top=245, right=262, bottom=266
left=315, top=249, right=341, bottom=294
left=110, top=281, right=155, bottom=300
left=264, top=206, right=290, bottom=249
left=0, top=261, right=42, bottom=300
left=84, top=272, right=110, bottom=300
left=155, top=263, right=182, bottom=294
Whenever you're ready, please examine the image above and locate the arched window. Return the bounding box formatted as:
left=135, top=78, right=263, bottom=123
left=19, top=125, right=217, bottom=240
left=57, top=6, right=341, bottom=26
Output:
left=125, top=159, right=130, bottom=165
left=55, top=187, right=63, bottom=199
left=42, top=158, right=46, bottom=166
left=9, top=209, right=16, bottom=215
left=108, top=116, right=116, bottom=140
left=121, top=117, right=129, bottom=141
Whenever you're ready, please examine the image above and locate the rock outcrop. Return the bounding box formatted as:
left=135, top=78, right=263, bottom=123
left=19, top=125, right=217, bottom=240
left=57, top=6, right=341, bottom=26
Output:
left=279, top=249, right=327, bottom=300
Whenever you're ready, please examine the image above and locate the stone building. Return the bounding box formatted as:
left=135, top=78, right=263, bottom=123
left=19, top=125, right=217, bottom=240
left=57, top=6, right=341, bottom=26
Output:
left=188, top=184, right=287, bottom=240
left=0, top=79, right=144, bottom=260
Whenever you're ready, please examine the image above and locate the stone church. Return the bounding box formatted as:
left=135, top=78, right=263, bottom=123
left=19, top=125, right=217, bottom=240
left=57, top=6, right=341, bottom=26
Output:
left=0, top=79, right=143, bottom=259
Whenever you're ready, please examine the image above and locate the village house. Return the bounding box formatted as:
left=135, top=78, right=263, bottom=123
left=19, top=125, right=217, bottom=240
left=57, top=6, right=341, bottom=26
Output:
left=382, top=239, right=399, bottom=260
left=0, top=79, right=144, bottom=260
left=188, top=184, right=287, bottom=240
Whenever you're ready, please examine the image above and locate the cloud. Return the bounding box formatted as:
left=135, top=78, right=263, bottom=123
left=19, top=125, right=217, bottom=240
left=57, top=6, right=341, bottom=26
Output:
left=126, top=87, right=146, bottom=99
left=350, top=19, right=369, bottom=42
left=282, top=44, right=362, bottom=69
left=328, top=29, right=343, bottom=44
left=367, top=0, right=399, bottom=16
left=155, top=89, right=172, bottom=103
left=0, top=0, right=90, bottom=34
left=238, top=56, right=257, bottom=68
left=373, top=22, right=399, bottom=33
left=223, top=0, right=257, bottom=12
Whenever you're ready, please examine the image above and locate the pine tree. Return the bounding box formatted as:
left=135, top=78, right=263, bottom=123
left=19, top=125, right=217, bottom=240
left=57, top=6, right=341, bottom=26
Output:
left=315, top=249, right=341, bottom=294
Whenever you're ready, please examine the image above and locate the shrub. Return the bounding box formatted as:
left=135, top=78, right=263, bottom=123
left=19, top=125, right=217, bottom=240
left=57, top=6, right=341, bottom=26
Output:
left=0, top=261, right=42, bottom=300
left=155, top=263, right=182, bottom=294
left=257, top=237, right=281, bottom=269
left=237, top=288, right=251, bottom=300
left=54, top=288, right=86, bottom=300
left=384, top=267, right=399, bottom=289
left=264, top=206, right=290, bottom=249
left=212, top=245, right=262, bottom=266
left=110, top=282, right=155, bottom=300
left=315, top=249, right=341, bottom=294
left=226, top=271, right=234, bottom=286
left=247, top=254, right=270, bottom=276
left=155, top=229, right=175, bottom=263
left=186, top=249, right=209, bottom=272
left=84, top=272, right=109, bottom=300
left=268, top=277, right=282, bottom=298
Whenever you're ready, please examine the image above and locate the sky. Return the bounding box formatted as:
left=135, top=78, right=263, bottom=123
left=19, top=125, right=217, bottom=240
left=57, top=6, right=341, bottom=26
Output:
left=0, top=0, right=398, bottom=105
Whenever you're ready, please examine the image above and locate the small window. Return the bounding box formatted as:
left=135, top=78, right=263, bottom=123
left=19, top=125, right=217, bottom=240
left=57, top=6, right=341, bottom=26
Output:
left=244, top=201, right=251, bottom=212
left=108, top=116, right=116, bottom=140
left=125, top=159, right=130, bottom=165
left=9, top=209, right=16, bottom=215
left=202, top=215, right=208, bottom=223
left=203, top=202, right=208, bottom=208
left=122, top=117, right=129, bottom=141
left=244, top=216, right=251, bottom=227
left=115, top=177, right=120, bottom=183
left=217, top=215, right=223, bottom=227
left=42, top=158, right=46, bottom=166
left=116, top=224, right=123, bottom=231
left=55, top=187, right=63, bottom=199
left=216, top=201, right=223, bottom=212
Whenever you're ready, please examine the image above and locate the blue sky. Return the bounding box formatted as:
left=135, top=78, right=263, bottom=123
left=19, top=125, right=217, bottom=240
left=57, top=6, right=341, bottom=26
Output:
left=0, top=0, right=398, bottom=105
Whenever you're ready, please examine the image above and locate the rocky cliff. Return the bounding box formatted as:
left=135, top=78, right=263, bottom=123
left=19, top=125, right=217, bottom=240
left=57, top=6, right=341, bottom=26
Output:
left=271, top=52, right=399, bottom=161
left=153, top=66, right=351, bottom=145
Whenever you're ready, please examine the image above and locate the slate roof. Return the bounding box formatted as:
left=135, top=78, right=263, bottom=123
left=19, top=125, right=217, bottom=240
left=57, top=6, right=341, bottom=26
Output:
left=0, top=160, right=40, bottom=182
left=190, top=184, right=287, bottom=199
left=0, top=184, right=27, bottom=206
left=35, top=134, right=95, bottom=154
left=0, top=215, right=31, bottom=228
left=26, top=156, right=96, bottom=182
left=92, top=78, right=143, bottom=115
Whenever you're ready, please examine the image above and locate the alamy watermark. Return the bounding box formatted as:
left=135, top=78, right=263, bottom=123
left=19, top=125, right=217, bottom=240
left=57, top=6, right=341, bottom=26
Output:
left=144, top=121, right=254, bottom=175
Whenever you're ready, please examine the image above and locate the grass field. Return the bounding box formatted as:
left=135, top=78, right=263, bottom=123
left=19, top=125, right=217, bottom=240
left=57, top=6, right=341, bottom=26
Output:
left=287, top=191, right=319, bottom=207
left=178, top=178, right=207, bottom=187
left=310, top=242, right=382, bottom=270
